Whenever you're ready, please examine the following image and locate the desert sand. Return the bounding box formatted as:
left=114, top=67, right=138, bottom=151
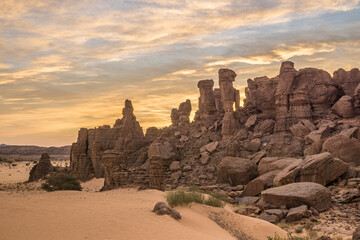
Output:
left=0, top=162, right=287, bottom=240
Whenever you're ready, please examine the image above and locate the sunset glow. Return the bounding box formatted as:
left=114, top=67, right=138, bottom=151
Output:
left=1, top=0, right=360, bottom=146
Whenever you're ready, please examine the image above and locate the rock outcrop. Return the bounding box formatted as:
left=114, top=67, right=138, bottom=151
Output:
left=69, top=61, right=360, bottom=204
left=71, top=99, right=145, bottom=181
left=28, top=153, right=54, bottom=182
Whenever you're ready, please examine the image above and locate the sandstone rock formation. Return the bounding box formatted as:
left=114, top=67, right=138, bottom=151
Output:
left=28, top=153, right=54, bottom=182
left=71, top=99, right=145, bottom=181
left=333, top=68, right=360, bottom=96
left=69, top=61, right=360, bottom=204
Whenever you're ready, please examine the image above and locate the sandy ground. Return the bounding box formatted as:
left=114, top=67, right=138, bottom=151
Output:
left=0, top=161, right=69, bottom=183
left=0, top=162, right=287, bottom=240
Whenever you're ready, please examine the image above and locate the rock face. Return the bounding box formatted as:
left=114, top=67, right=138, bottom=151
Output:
left=28, top=153, right=54, bottom=182
left=71, top=100, right=145, bottom=181
left=69, top=61, right=360, bottom=194
left=217, top=157, right=258, bottom=186
left=260, top=182, right=332, bottom=212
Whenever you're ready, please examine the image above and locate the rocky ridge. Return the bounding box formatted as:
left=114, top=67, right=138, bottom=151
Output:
left=68, top=61, right=360, bottom=237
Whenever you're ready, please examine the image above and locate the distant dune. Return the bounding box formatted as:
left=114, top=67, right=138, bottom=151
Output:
left=0, top=144, right=71, bottom=156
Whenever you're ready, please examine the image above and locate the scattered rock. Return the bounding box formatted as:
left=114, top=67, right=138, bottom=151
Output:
left=285, top=205, right=311, bottom=222
left=152, top=202, right=181, bottom=220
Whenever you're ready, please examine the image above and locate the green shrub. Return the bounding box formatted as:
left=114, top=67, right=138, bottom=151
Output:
left=41, top=173, right=82, bottom=192
left=11, top=163, right=17, bottom=167
left=295, top=226, right=303, bottom=233
left=204, top=196, right=225, bottom=207
left=33, top=161, right=37, bottom=164
left=166, top=190, right=203, bottom=207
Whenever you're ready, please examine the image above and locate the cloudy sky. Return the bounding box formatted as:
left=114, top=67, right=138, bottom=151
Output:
left=1, top=0, right=360, bottom=146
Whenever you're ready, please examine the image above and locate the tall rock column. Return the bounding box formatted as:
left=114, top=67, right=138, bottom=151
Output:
left=219, top=69, right=239, bottom=136
left=197, top=80, right=216, bottom=115
left=274, top=61, right=298, bottom=132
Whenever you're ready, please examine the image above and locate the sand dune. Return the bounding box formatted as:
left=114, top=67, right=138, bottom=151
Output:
left=0, top=163, right=287, bottom=240
left=0, top=187, right=287, bottom=240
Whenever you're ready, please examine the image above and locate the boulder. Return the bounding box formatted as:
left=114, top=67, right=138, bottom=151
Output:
left=285, top=205, right=311, bottom=222
left=148, top=141, right=176, bottom=160
left=259, top=212, right=280, bottom=224
left=300, top=152, right=349, bottom=185
left=217, top=157, right=258, bottom=186
left=245, top=115, right=257, bottom=129
left=258, top=119, right=275, bottom=134
left=339, top=127, right=359, bottom=138
left=258, top=157, right=297, bottom=175
left=331, top=95, right=355, bottom=118
left=273, top=159, right=304, bottom=186
left=28, top=153, right=54, bottom=182
left=322, top=134, right=360, bottom=165
left=169, top=161, right=181, bottom=171
left=305, top=125, right=332, bottom=144
left=265, top=134, right=304, bottom=158
left=260, top=182, right=332, bottom=212
left=242, top=171, right=279, bottom=196
left=245, top=139, right=261, bottom=152
left=290, top=122, right=310, bottom=138
left=152, top=202, right=181, bottom=220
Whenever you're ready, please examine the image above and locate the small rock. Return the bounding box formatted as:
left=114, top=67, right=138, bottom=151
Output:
left=169, top=161, right=181, bottom=171
left=286, top=205, right=311, bottom=222
left=152, top=202, right=181, bottom=220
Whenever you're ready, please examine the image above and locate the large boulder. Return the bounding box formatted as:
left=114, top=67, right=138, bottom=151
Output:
left=300, top=152, right=349, bottom=185
left=273, top=159, right=304, bottom=186
left=258, top=157, right=297, bottom=175
left=28, top=153, right=54, bottom=182
left=331, top=95, right=355, bottom=118
left=217, top=157, right=258, bottom=186
left=260, top=182, right=332, bottom=212
left=322, top=134, right=360, bottom=166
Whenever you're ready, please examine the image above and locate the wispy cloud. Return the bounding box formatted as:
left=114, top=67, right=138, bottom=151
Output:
left=0, top=0, right=359, bottom=146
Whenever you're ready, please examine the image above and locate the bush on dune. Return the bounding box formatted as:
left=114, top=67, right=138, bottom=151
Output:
left=166, top=190, right=225, bottom=208
left=41, top=173, right=82, bottom=192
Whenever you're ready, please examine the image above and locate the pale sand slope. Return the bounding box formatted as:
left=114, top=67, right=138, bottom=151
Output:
left=0, top=187, right=287, bottom=240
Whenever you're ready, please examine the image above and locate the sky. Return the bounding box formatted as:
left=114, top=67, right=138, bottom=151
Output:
left=0, top=0, right=360, bottom=146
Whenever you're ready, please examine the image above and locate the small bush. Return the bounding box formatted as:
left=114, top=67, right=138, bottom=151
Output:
left=41, top=173, right=82, bottom=192
left=33, top=161, right=37, bottom=164
left=167, top=190, right=203, bottom=207
left=204, top=196, right=225, bottom=207
left=295, top=226, right=303, bottom=233
left=11, top=163, right=17, bottom=167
